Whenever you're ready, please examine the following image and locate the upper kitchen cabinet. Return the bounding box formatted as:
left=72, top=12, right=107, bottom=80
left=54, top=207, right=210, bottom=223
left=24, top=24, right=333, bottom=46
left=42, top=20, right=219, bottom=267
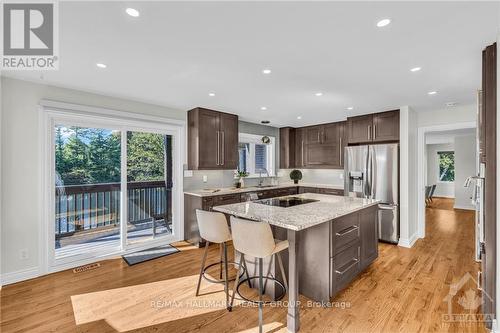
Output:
left=280, top=127, right=296, bottom=169
left=302, top=122, right=345, bottom=169
left=347, top=110, right=399, bottom=144
left=372, top=110, right=399, bottom=142
left=188, top=108, right=238, bottom=170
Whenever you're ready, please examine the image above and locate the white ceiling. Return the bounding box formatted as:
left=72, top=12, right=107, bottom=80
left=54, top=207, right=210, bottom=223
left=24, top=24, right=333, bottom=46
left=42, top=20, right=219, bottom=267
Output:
left=4, top=1, right=499, bottom=127
left=425, top=128, right=476, bottom=144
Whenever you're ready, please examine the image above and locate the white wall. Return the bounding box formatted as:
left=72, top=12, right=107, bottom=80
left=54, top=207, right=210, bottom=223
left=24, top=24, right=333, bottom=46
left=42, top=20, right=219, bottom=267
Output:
left=418, top=104, right=477, bottom=128
left=453, top=135, right=476, bottom=210
left=399, top=106, right=418, bottom=248
left=0, top=77, right=185, bottom=281
left=426, top=143, right=455, bottom=198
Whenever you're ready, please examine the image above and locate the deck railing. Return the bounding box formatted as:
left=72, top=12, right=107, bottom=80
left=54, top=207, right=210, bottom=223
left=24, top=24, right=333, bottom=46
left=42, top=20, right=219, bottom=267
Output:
left=55, top=181, right=171, bottom=238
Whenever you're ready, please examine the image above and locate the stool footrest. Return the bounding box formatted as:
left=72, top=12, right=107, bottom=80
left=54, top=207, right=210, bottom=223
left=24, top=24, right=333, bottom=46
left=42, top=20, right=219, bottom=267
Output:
left=236, top=276, right=286, bottom=305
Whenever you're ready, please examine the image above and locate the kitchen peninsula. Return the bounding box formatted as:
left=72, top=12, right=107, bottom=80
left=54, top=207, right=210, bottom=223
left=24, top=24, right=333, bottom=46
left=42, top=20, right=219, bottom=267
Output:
left=213, top=193, right=379, bottom=332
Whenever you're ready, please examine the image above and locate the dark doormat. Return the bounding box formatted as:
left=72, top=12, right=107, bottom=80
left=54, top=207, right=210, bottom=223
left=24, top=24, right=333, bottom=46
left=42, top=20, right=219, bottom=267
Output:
left=122, top=244, right=179, bottom=266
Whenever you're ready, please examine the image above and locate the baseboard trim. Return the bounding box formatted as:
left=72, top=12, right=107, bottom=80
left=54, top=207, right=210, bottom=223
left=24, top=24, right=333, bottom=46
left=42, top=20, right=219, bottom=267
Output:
left=1, top=267, right=40, bottom=286
left=398, top=233, right=419, bottom=248
left=453, top=204, right=475, bottom=211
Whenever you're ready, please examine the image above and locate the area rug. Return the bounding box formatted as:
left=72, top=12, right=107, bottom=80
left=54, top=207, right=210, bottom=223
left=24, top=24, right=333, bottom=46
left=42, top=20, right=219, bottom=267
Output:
left=122, top=244, right=179, bottom=266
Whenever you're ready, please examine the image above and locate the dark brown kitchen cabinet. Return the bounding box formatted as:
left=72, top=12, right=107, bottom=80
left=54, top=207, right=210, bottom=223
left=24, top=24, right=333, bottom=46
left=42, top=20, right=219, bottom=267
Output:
left=359, top=205, right=378, bottom=270
left=188, top=108, right=238, bottom=170
left=295, top=128, right=305, bottom=168
left=280, top=127, right=296, bottom=169
left=372, top=110, right=399, bottom=142
left=347, top=110, right=399, bottom=144
left=302, top=122, right=344, bottom=169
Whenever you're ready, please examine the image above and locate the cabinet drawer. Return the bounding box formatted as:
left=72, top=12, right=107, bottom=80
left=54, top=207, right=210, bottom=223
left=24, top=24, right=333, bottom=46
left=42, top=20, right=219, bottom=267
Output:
left=331, top=244, right=360, bottom=296
left=331, top=213, right=360, bottom=256
left=214, top=194, right=241, bottom=206
left=299, top=187, right=320, bottom=194
left=276, top=187, right=297, bottom=197
left=319, top=188, right=344, bottom=196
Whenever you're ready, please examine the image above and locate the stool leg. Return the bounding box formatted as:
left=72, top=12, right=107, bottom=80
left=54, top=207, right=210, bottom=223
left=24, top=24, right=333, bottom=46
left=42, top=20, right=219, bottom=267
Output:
left=219, top=243, right=223, bottom=279
left=263, top=255, right=273, bottom=293
left=241, top=254, right=252, bottom=288
left=276, top=252, right=288, bottom=292
left=229, top=253, right=243, bottom=311
left=258, top=257, right=263, bottom=333
left=196, top=241, right=210, bottom=297
left=223, top=242, right=230, bottom=310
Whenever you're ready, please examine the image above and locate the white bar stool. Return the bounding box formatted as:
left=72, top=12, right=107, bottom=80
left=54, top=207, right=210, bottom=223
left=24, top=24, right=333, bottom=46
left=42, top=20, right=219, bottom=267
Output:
left=229, top=216, right=289, bottom=333
left=195, top=209, right=250, bottom=310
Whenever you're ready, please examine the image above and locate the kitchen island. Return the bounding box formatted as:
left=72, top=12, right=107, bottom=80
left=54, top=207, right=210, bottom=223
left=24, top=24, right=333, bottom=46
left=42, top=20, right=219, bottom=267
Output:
left=213, top=193, right=379, bottom=333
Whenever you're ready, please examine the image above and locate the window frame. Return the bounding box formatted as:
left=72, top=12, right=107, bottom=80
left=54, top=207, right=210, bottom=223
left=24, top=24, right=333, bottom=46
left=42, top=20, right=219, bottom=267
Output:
left=237, top=133, right=276, bottom=178
left=436, top=150, right=455, bottom=183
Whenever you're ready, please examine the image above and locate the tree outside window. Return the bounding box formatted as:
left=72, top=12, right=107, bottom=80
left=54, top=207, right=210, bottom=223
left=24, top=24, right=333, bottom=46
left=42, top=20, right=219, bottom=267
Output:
left=438, top=151, right=455, bottom=182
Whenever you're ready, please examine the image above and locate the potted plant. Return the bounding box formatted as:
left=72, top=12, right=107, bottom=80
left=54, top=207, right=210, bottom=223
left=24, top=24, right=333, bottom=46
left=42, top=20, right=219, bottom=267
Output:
left=235, top=170, right=249, bottom=188
left=290, top=169, right=302, bottom=184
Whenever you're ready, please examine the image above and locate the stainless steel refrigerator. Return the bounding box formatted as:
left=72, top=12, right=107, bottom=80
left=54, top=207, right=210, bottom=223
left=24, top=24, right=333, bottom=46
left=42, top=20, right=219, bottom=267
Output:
left=344, top=144, right=399, bottom=243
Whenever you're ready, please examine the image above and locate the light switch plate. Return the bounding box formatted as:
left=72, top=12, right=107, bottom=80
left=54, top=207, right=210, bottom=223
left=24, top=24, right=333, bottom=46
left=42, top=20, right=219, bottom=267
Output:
left=203, top=175, right=208, bottom=183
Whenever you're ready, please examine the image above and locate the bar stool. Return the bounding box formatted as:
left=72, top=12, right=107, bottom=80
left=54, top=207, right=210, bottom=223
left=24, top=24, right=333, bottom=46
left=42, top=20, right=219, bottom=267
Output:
left=195, top=209, right=250, bottom=310
left=229, top=216, right=289, bottom=332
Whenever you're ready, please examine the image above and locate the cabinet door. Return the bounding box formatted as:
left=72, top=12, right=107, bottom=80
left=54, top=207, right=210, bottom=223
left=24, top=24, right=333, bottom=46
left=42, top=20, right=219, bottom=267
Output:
left=322, top=123, right=339, bottom=144
left=360, top=206, right=378, bottom=269
left=219, top=113, right=239, bottom=169
left=339, top=121, right=347, bottom=167
left=347, top=114, right=373, bottom=144
left=304, top=143, right=340, bottom=168
left=304, top=125, right=322, bottom=144
left=372, top=110, right=399, bottom=142
left=295, top=128, right=305, bottom=168
left=198, top=109, right=221, bottom=169
left=280, top=127, right=295, bottom=169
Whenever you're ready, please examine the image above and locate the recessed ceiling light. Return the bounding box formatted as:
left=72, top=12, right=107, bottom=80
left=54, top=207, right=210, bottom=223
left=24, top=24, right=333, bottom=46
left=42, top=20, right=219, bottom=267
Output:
left=297, top=116, right=302, bottom=120
left=260, top=106, right=267, bottom=111
left=428, top=91, right=437, bottom=95
left=376, top=19, right=391, bottom=27
left=96, top=63, right=107, bottom=69
left=208, top=92, right=216, bottom=97
left=410, top=67, right=422, bottom=72
left=315, top=92, right=323, bottom=97
left=446, top=102, right=458, bottom=107
left=126, top=8, right=140, bottom=17
left=262, top=69, right=271, bottom=75
left=347, top=106, right=354, bottom=110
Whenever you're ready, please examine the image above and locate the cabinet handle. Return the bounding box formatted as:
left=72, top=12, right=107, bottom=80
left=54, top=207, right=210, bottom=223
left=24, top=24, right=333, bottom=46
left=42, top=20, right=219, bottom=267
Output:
left=335, top=258, right=359, bottom=274
left=368, top=125, right=371, bottom=140
left=221, top=131, right=225, bottom=165
left=339, top=137, right=342, bottom=164
left=335, top=225, right=358, bottom=236
left=373, top=125, right=376, bottom=139
left=301, top=140, right=304, bottom=166
left=317, top=132, right=321, bottom=143
left=216, top=131, right=220, bottom=165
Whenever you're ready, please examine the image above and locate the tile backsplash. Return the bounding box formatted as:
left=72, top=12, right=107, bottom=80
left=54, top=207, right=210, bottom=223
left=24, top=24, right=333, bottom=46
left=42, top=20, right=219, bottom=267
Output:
left=183, top=167, right=344, bottom=190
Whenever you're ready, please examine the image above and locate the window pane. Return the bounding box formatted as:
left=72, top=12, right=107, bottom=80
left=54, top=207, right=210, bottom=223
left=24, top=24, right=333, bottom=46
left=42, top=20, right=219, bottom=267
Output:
left=127, top=131, right=173, bottom=244
left=438, top=151, right=455, bottom=182
left=255, top=144, right=267, bottom=173
left=238, top=143, right=249, bottom=173
left=55, top=125, right=121, bottom=257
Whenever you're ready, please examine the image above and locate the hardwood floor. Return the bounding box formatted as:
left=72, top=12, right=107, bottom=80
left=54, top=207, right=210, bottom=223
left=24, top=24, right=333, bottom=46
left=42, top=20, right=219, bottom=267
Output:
left=1, top=200, right=486, bottom=333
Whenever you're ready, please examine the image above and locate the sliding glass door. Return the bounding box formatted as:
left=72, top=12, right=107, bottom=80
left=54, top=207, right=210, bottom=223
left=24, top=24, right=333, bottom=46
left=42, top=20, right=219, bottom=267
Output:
left=126, top=131, right=173, bottom=245
left=51, top=120, right=179, bottom=264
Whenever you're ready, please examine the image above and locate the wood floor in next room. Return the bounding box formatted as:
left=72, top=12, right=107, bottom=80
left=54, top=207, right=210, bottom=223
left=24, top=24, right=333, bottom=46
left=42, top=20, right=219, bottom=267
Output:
left=0, top=198, right=485, bottom=333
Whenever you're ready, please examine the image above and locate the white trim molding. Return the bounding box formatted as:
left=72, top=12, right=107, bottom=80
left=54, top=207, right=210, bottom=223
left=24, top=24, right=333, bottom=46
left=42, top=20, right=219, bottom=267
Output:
left=38, top=100, right=186, bottom=275
left=1, top=267, right=40, bottom=286
left=417, top=121, right=476, bottom=239
left=398, top=233, right=419, bottom=248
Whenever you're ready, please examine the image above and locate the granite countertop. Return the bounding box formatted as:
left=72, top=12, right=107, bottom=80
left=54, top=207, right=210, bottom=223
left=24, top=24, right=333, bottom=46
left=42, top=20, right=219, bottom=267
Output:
left=212, top=193, right=379, bottom=231
left=184, top=182, right=344, bottom=197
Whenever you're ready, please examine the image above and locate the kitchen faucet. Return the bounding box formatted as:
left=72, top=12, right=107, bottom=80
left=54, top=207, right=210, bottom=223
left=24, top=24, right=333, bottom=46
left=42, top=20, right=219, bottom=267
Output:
left=258, top=168, right=270, bottom=187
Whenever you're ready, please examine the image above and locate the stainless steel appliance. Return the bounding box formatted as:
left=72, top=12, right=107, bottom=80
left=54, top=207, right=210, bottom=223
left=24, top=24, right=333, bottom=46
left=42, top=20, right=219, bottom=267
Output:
left=344, top=144, right=399, bottom=243
left=464, top=168, right=485, bottom=262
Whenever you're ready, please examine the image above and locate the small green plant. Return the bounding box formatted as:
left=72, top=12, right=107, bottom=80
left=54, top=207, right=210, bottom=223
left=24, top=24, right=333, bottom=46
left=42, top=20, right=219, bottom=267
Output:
left=237, top=170, right=249, bottom=178
left=290, top=169, right=302, bottom=184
